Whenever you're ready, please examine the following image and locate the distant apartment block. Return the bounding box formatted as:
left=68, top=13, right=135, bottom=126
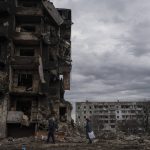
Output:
left=76, top=101, right=150, bottom=132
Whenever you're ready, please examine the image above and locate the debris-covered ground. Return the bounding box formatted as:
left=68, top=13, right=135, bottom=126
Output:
left=1, top=127, right=150, bottom=150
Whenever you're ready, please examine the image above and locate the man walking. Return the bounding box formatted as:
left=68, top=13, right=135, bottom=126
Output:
left=47, top=116, right=58, bottom=144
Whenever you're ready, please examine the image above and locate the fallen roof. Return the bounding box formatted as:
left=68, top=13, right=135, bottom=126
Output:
left=42, top=1, right=64, bottom=26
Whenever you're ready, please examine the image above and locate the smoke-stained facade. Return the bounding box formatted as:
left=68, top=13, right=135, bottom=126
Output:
left=0, top=0, right=72, bottom=138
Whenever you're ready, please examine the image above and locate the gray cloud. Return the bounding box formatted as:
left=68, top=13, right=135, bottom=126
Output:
left=51, top=0, right=150, bottom=101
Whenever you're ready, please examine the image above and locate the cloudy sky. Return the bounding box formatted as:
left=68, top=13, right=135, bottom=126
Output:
left=51, top=0, right=150, bottom=102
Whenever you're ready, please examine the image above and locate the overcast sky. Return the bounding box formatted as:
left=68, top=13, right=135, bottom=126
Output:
left=51, top=0, right=150, bottom=102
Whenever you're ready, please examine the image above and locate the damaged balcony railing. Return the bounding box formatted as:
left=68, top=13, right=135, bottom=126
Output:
left=10, top=56, right=39, bottom=68
left=13, top=32, right=40, bottom=45
left=16, top=7, right=43, bottom=17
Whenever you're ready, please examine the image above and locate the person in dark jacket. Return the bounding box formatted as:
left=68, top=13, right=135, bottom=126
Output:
left=85, top=118, right=92, bottom=144
left=46, top=117, right=58, bottom=144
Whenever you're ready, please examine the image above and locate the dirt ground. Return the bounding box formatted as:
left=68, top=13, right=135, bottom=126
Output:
left=1, top=135, right=150, bottom=150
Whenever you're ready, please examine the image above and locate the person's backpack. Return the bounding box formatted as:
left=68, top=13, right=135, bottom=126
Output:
left=49, top=120, right=55, bottom=130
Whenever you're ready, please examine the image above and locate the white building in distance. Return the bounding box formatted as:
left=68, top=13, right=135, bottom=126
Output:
left=76, top=100, right=150, bottom=133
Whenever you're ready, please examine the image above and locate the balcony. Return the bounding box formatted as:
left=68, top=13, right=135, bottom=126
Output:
left=9, top=85, right=39, bottom=96
left=13, top=32, right=40, bottom=45
left=16, top=7, right=43, bottom=17
left=10, top=56, right=39, bottom=69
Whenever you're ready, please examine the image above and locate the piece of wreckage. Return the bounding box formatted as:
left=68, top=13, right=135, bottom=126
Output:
left=0, top=0, right=73, bottom=138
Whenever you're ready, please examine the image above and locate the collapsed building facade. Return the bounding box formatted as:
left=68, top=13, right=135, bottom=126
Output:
left=0, top=0, right=72, bottom=138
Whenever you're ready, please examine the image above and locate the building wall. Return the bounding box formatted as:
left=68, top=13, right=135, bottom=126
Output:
left=76, top=101, right=150, bottom=132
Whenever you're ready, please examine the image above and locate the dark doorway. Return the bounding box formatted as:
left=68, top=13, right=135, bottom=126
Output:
left=7, top=123, right=35, bottom=138
left=59, top=107, right=67, bottom=122
left=16, top=100, right=31, bottom=118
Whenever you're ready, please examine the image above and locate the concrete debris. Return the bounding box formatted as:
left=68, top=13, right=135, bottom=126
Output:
left=1, top=133, right=150, bottom=150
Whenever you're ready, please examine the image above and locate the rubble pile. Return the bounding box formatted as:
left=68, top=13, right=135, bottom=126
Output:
left=34, top=122, right=86, bottom=143
left=57, top=123, right=86, bottom=143
left=96, top=131, right=117, bottom=140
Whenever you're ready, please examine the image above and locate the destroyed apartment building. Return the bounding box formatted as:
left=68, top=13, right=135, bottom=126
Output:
left=76, top=101, right=150, bottom=133
left=0, top=0, right=72, bottom=138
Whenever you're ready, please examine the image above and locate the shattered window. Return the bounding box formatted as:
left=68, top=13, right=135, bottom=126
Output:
left=18, top=74, right=33, bottom=88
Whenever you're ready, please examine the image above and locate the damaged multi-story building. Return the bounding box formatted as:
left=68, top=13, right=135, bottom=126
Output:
left=76, top=101, right=150, bottom=133
left=0, top=0, right=72, bottom=138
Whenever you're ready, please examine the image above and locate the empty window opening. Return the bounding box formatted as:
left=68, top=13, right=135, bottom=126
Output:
left=18, top=74, right=33, bottom=88
left=59, top=107, right=67, bottom=122
left=111, top=125, right=115, bottom=128
left=20, top=26, right=36, bottom=32
left=16, top=100, right=31, bottom=117
left=20, top=48, right=34, bottom=56
left=49, top=74, right=59, bottom=84
left=49, top=54, right=56, bottom=61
